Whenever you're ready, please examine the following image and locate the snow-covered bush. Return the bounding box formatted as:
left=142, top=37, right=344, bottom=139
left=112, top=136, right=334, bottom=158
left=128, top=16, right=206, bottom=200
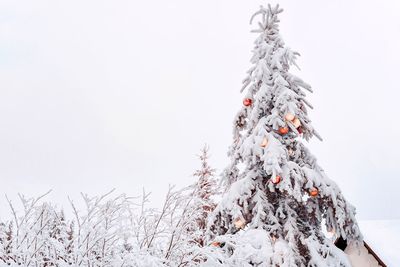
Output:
left=0, top=147, right=219, bottom=267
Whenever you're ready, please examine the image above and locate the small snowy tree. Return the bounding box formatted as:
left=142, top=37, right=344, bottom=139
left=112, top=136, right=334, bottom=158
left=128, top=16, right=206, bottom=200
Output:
left=206, top=5, right=362, bottom=267
left=133, top=146, right=219, bottom=266
left=190, top=145, right=218, bottom=247
left=164, top=146, right=219, bottom=266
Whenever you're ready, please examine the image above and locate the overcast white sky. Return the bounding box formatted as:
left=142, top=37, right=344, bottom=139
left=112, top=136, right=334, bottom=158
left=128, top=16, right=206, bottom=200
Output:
left=0, top=0, right=399, bottom=220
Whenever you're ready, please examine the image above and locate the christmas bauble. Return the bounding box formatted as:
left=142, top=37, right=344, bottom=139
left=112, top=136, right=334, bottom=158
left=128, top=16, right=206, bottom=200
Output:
left=234, top=218, right=245, bottom=229
left=292, top=118, right=301, bottom=128
left=278, top=127, right=289, bottom=135
left=285, top=113, right=295, bottom=121
left=326, top=228, right=336, bottom=239
left=297, top=127, right=303, bottom=134
left=211, top=241, right=221, bottom=247
left=309, top=187, right=318, bottom=197
left=243, top=98, right=252, bottom=106
left=272, top=175, right=281, bottom=184
left=261, top=137, right=268, bottom=148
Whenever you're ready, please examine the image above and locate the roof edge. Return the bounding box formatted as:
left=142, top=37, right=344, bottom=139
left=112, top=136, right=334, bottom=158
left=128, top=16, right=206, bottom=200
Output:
left=334, top=237, right=387, bottom=267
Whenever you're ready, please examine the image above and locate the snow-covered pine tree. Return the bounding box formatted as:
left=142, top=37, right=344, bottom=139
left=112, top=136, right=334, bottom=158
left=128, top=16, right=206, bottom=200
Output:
left=191, top=145, right=218, bottom=247
left=163, top=146, right=219, bottom=266
left=206, top=5, right=362, bottom=267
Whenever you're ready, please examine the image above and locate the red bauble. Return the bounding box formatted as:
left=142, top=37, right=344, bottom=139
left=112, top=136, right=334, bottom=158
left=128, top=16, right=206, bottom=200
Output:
left=272, top=175, right=281, bottom=184
left=297, top=127, right=303, bottom=134
left=309, top=187, right=318, bottom=197
left=243, top=98, right=252, bottom=107
left=278, top=127, right=289, bottom=135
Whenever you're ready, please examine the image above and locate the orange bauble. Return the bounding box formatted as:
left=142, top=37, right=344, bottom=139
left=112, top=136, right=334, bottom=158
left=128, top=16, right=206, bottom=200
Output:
left=211, top=241, right=221, bottom=247
left=285, top=113, right=295, bottom=121
left=292, top=118, right=301, bottom=128
left=326, top=228, right=336, bottom=239
left=234, top=218, right=246, bottom=229
left=278, top=127, right=289, bottom=135
left=261, top=137, right=268, bottom=148
left=272, top=175, right=281, bottom=184
left=309, top=188, right=319, bottom=197
left=243, top=98, right=252, bottom=107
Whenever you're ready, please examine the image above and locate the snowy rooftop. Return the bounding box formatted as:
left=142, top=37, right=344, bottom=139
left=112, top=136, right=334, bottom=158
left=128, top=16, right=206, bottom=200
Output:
left=359, top=219, right=400, bottom=266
